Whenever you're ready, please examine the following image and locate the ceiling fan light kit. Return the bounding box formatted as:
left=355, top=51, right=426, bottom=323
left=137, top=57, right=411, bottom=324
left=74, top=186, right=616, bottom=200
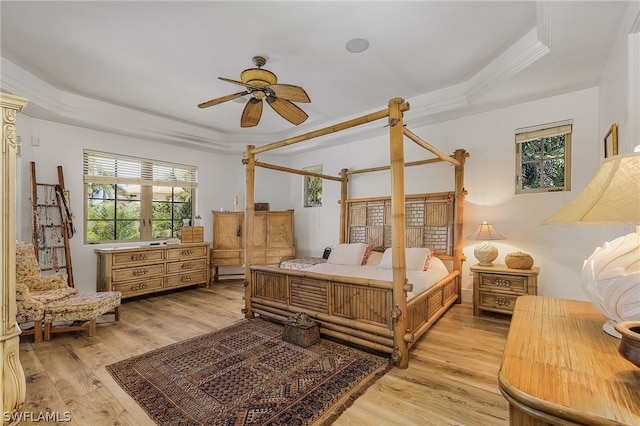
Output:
left=198, top=56, right=310, bottom=128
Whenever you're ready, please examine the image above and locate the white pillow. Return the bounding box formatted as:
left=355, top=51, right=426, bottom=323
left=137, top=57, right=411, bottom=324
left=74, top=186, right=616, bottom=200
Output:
left=327, top=243, right=368, bottom=266
left=378, top=247, right=432, bottom=271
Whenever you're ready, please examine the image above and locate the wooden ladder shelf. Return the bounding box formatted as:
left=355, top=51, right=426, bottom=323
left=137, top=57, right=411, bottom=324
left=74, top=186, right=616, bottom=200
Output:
left=30, top=162, right=75, bottom=287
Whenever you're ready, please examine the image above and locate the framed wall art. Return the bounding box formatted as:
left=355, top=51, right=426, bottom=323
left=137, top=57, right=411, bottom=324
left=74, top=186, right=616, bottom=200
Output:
left=604, top=123, right=618, bottom=158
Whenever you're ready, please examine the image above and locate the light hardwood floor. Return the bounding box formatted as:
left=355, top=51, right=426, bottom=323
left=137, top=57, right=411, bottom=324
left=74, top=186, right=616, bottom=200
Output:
left=17, top=281, right=511, bottom=426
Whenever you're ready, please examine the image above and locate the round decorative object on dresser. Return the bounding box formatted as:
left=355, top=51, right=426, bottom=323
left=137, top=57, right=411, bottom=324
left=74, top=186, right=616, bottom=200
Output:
left=505, top=252, right=534, bottom=269
left=614, top=321, right=640, bottom=368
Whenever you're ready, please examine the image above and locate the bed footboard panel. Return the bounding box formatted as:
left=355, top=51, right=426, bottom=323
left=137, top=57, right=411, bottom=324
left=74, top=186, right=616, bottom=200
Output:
left=250, top=267, right=395, bottom=353
left=250, top=267, right=459, bottom=355
left=406, top=271, right=460, bottom=347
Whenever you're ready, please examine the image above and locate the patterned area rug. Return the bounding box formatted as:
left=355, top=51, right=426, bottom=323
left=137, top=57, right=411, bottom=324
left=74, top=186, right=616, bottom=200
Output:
left=107, top=319, right=391, bottom=425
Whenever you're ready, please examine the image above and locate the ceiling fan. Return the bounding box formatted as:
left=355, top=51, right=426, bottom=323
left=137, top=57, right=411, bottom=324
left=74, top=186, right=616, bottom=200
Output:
left=198, top=56, right=311, bottom=128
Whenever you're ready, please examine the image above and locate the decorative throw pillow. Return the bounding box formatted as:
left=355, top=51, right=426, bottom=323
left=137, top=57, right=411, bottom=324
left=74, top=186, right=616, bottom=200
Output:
left=423, top=248, right=437, bottom=271
left=361, top=244, right=375, bottom=265
left=365, top=250, right=384, bottom=266
left=327, top=243, right=368, bottom=266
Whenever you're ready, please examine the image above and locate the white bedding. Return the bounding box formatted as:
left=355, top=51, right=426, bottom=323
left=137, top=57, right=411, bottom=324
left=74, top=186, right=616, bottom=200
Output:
left=299, top=257, right=450, bottom=301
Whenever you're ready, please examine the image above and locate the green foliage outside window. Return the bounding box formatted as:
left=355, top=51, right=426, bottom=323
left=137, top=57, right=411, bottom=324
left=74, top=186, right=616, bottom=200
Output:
left=520, top=135, right=566, bottom=190
left=516, top=120, right=571, bottom=194
left=84, top=151, right=196, bottom=243
left=87, top=182, right=192, bottom=242
left=304, top=165, right=322, bottom=207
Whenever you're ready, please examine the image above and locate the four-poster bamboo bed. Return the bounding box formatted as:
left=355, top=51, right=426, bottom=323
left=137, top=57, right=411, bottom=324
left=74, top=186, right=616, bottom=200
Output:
left=242, top=98, right=467, bottom=368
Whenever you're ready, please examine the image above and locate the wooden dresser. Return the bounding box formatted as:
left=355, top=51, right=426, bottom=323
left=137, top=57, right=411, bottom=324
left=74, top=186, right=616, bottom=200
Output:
left=95, top=243, right=210, bottom=298
left=500, top=296, right=640, bottom=425
left=471, top=264, right=539, bottom=316
left=211, top=210, right=295, bottom=281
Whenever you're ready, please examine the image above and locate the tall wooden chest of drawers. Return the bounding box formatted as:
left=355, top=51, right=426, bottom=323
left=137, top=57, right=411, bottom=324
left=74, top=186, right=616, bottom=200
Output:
left=471, top=264, right=539, bottom=316
left=211, top=210, right=295, bottom=281
left=95, top=243, right=210, bottom=298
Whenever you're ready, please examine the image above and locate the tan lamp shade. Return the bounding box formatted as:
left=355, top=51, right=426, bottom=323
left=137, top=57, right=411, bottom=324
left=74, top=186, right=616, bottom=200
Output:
left=468, top=221, right=505, bottom=266
left=542, top=152, right=640, bottom=226
left=467, top=221, right=505, bottom=241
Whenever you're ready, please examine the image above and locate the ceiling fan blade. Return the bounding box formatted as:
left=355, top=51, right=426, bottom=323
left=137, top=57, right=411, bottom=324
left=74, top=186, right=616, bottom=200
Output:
left=241, top=97, right=263, bottom=128
left=266, top=96, right=308, bottom=125
left=219, top=76, right=261, bottom=91
left=198, top=91, right=248, bottom=109
left=267, top=84, right=310, bottom=103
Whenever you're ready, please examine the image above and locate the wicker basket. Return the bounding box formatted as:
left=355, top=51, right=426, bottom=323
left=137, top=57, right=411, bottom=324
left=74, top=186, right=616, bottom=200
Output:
left=283, top=314, right=320, bottom=347
left=505, top=252, right=534, bottom=270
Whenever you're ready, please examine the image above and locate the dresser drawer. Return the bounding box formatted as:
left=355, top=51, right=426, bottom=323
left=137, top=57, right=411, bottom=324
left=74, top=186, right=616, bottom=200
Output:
left=165, top=270, right=208, bottom=287
left=478, top=273, right=527, bottom=293
left=166, top=258, right=207, bottom=274
left=114, top=277, right=164, bottom=297
left=211, top=250, right=242, bottom=265
left=166, top=245, right=208, bottom=260
left=478, top=291, right=519, bottom=313
left=112, top=263, right=165, bottom=282
left=112, top=249, right=164, bottom=266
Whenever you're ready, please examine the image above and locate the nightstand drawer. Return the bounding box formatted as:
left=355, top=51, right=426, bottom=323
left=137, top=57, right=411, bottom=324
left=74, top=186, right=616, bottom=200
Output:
left=478, top=273, right=527, bottom=293
left=478, top=291, right=519, bottom=313
left=471, top=264, right=540, bottom=317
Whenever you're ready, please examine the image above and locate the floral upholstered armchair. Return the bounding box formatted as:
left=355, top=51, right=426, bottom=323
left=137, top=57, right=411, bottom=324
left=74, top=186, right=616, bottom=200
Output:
left=15, top=241, right=79, bottom=341
left=16, top=241, right=121, bottom=341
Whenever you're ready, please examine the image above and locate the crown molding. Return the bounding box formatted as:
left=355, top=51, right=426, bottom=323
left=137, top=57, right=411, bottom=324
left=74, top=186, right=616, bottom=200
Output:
left=0, top=9, right=552, bottom=156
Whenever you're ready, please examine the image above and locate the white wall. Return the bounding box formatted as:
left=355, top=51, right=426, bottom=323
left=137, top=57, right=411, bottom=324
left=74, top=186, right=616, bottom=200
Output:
left=289, top=87, right=629, bottom=303
left=599, top=1, right=640, bottom=152
left=14, top=117, right=290, bottom=293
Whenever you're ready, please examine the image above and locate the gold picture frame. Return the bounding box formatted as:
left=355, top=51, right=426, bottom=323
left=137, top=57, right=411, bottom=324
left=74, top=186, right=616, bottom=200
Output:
left=604, top=123, right=618, bottom=158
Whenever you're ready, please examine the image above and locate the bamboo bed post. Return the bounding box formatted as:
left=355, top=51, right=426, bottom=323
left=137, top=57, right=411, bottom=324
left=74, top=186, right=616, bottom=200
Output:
left=453, top=149, right=468, bottom=301
left=388, top=97, right=409, bottom=368
left=339, top=168, right=348, bottom=243
left=243, top=145, right=256, bottom=319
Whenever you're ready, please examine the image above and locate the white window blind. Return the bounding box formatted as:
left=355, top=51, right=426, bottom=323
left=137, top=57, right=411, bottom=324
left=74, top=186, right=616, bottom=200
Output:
left=515, top=120, right=572, bottom=143
left=83, top=150, right=197, bottom=187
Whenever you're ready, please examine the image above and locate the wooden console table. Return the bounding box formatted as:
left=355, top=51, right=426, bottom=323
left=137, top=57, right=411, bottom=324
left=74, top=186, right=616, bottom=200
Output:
left=499, top=296, right=640, bottom=425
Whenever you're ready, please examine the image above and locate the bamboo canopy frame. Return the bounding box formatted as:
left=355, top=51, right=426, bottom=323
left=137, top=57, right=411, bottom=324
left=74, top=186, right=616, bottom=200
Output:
left=242, top=97, right=467, bottom=368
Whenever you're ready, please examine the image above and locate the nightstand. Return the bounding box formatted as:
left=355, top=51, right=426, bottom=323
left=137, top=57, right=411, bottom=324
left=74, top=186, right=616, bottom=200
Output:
left=471, top=264, right=539, bottom=316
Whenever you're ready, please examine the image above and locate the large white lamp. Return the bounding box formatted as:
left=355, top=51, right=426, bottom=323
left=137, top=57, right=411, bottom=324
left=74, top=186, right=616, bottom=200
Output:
left=542, top=151, right=640, bottom=337
left=468, top=221, right=505, bottom=266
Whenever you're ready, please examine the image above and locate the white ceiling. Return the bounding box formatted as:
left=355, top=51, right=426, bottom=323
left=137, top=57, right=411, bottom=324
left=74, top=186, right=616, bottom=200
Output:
left=0, top=1, right=632, bottom=154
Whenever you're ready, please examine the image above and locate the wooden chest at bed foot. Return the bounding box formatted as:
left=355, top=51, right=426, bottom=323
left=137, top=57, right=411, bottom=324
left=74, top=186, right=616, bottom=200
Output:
left=283, top=320, right=320, bottom=347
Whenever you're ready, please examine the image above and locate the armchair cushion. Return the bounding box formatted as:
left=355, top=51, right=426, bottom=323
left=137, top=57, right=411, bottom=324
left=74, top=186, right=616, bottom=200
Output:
left=15, top=283, right=45, bottom=323
left=31, top=287, right=79, bottom=304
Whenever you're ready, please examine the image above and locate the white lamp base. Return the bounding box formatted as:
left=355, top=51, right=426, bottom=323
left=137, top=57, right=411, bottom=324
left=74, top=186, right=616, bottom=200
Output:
left=582, top=232, right=640, bottom=340
left=474, top=241, right=498, bottom=266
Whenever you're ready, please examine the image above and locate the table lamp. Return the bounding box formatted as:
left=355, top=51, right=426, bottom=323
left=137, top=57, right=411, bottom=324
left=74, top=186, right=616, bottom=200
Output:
left=468, top=221, right=505, bottom=266
left=542, top=151, right=640, bottom=337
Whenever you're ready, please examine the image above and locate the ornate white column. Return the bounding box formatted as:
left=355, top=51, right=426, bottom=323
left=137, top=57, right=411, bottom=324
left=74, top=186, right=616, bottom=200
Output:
left=1, top=93, right=28, bottom=426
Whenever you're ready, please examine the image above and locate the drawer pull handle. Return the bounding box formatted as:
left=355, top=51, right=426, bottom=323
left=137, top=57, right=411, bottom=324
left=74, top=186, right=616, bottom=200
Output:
left=181, top=249, right=193, bottom=256
left=131, top=254, right=147, bottom=261
left=131, top=283, right=147, bottom=291
left=181, top=275, right=192, bottom=282
left=494, top=298, right=511, bottom=306
left=133, top=269, right=148, bottom=276
left=182, top=263, right=192, bottom=269
left=494, top=279, right=511, bottom=287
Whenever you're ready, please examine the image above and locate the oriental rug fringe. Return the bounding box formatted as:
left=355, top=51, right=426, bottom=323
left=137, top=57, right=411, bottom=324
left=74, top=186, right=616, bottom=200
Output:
left=107, top=319, right=391, bottom=426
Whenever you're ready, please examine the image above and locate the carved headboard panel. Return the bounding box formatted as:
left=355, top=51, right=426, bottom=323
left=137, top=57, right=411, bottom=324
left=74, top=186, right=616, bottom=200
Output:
left=344, top=192, right=455, bottom=257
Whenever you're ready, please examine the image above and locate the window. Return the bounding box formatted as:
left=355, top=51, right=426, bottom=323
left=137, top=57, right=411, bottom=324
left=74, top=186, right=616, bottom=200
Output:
left=303, top=165, right=323, bottom=207
left=83, top=150, right=197, bottom=243
left=515, top=120, right=572, bottom=193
